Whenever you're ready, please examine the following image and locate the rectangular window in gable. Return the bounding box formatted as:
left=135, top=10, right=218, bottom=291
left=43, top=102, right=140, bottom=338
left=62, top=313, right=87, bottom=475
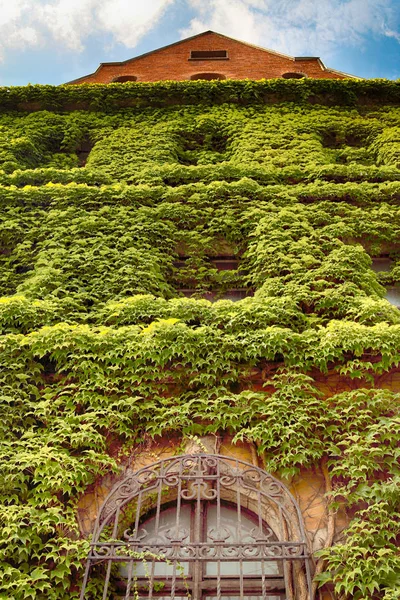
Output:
left=189, top=50, right=228, bottom=60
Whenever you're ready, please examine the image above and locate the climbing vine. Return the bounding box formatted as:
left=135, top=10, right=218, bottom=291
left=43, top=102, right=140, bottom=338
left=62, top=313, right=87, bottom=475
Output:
left=0, top=80, right=399, bottom=599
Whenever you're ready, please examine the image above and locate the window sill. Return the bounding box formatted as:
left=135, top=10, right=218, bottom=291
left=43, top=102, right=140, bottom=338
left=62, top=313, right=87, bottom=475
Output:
left=188, top=57, right=230, bottom=61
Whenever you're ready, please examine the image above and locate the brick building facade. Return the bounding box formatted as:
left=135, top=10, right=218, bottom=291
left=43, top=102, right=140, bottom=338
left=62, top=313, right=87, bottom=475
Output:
left=68, top=30, right=356, bottom=84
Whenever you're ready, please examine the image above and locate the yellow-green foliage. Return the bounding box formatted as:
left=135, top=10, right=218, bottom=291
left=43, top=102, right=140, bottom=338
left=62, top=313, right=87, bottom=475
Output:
left=0, top=82, right=400, bottom=599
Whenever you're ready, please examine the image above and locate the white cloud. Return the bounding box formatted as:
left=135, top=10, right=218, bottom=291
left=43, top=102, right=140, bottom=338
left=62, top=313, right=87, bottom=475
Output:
left=0, top=0, right=173, bottom=61
left=384, top=28, right=400, bottom=42
left=36, top=0, right=95, bottom=52
left=0, top=0, right=41, bottom=59
left=185, top=0, right=265, bottom=42
left=97, top=0, right=175, bottom=47
left=0, top=1, right=26, bottom=27
left=182, top=0, right=400, bottom=57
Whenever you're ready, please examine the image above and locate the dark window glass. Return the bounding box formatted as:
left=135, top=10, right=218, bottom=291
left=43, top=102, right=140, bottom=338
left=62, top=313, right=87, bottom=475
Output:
left=190, top=50, right=228, bottom=59
left=281, top=72, right=306, bottom=79
left=112, top=75, right=137, bottom=82
left=221, top=289, right=249, bottom=301
left=385, top=287, right=400, bottom=307
left=371, top=257, right=392, bottom=272
left=190, top=73, right=226, bottom=81
left=174, top=257, right=239, bottom=271
left=120, top=501, right=283, bottom=598
left=210, top=258, right=239, bottom=271
left=180, top=289, right=251, bottom=302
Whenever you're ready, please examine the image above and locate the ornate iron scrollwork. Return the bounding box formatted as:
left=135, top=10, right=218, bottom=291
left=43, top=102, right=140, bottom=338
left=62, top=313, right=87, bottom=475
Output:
left=80, top=454, right=312, bottom=599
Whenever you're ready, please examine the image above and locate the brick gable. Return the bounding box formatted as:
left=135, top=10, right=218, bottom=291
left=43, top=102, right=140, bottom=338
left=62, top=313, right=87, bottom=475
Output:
left=68, top=31, right=356, bottom=84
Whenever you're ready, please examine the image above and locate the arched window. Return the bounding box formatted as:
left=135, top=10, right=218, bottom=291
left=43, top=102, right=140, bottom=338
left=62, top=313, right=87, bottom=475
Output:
left=190, top=73, right=226, bottom=81
left=112, top=75, right=138, bottom=83
left=281, top=72, right=307, bottom=79
left=80, top=454, right=312, bottom=599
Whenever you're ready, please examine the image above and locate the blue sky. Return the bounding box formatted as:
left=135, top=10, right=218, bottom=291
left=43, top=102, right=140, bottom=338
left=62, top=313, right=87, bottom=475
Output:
left=0, top=0, right=398, bottom=86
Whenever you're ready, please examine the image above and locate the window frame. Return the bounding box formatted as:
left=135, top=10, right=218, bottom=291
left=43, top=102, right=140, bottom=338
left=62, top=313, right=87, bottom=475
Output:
left=189, top=50, right=229, bottom=61
left=80, top=454, right=312, bottom=600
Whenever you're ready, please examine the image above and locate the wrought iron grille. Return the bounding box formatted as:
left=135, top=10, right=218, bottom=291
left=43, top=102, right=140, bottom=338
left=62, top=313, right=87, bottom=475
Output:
left=80, top=454, right=312, bottom=599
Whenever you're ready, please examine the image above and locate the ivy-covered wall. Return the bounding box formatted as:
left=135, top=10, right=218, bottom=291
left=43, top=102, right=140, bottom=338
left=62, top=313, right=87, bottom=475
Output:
left=1, top=80, right=400, bottom=600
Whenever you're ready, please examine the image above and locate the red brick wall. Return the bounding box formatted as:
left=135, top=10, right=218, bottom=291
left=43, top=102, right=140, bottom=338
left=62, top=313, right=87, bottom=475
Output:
left=71, top=32, right=349, bottom=84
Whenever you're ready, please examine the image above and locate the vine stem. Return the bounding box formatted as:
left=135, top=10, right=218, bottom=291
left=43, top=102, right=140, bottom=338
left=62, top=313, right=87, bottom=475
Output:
left=312, top=456, right=336, bottom=600
left=250, top=441, right=259, bottom=467
left=282, top=517, right=295, bottom=600
left=294, top=561, right=309, bottom=600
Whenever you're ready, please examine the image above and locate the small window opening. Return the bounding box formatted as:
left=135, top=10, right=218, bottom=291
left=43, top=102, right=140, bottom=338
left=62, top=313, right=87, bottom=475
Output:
left=281, top=72, right=307, bottom=79
left=177, top=130, right=228, bottom=166
left=385, top=287, right=400, bottom=307
left=190, top=50, right=228, bottom=60
left=210, top=256, right=239, bottom=271
left=220, top=289, right=250, bottom=301
left=190, top=73, right=226, bottom=81
left=180, top=289, right=252, bottom=302
left=112, top=75, right=137, bottom=83
left=321, top=128, right=368, bottom=149
left=174, top=257, right=239, bottom=271
left=38, top=355, right=58, bottom=378
left=76, top=137, right=93, bottom=167
left=371, top=257, right=392, bottom=273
